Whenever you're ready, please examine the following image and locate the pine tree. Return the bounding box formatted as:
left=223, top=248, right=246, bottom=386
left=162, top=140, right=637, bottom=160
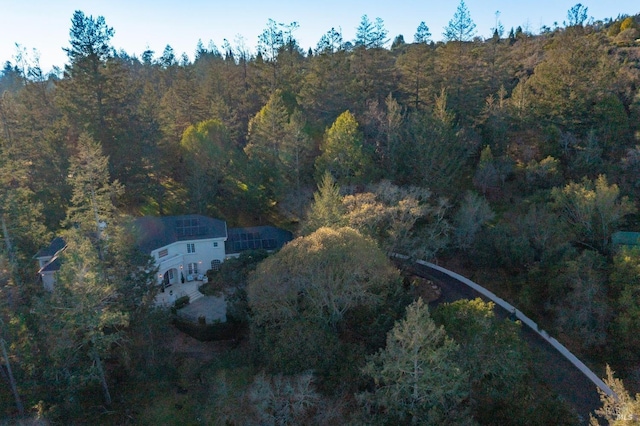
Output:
left=257, top=19, right=284, bottom=88
left=65, top=132, right=123, bottom=260
left=453, top=191, right=495, bottom=250
left=38, top=231, right=128, bottom=407
left=315, top=111, right=373, bottom=186
left=298, top=47, right=352, bottom=125
left=355, top=15, right=375, bottom=48
left=396, top=42, right=436, bottom=111
left=303, top=172, right=346, bottom=234
left=414, top=22, right=432, bottom=44
left=244, top=90, right=290, bottom=201
left=590, top=365, right=640, bottom=425
left=443, top=0, right=477, bottom=42
left=0, top=93, right=50, bottom=283
left=397, top=97, right=472, bottom=193
left=35, top=131, right=142, bottom=408
left=58, top=11, right=114, bottom=143
left=361, top=299, right=469, bottom=425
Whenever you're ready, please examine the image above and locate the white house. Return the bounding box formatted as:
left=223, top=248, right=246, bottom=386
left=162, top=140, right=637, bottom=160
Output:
left=133, top=214, right=228, bottom=287
left=35, top=215, right=292, bottom=303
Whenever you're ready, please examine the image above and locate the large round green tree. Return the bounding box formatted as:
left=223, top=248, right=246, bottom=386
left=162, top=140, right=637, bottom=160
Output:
left=247, top=227, right=401, bottom=380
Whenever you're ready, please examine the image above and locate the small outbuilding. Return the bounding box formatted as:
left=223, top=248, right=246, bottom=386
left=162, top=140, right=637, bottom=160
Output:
left=611, top=231, right=640, bottom=249
left=34, top=237, right=66, bottom=292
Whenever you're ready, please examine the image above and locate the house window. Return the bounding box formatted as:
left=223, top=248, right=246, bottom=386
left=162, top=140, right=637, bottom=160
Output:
left=213, top=242, right=218, bottom=248
left=188, top=263, right=198, bottom=275
left=187, top=243, right=195, bottom=253
left=211, top=259, right=221, bottom=271
left=158, top=248, right=168, bottom=258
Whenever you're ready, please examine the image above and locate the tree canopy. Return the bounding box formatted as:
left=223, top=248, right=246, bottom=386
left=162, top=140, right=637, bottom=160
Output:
left=247, top=226, right=399, bottom=330
left=1, top=6, right=640, bottom=423
left=361, top=298, right=469, bottom=425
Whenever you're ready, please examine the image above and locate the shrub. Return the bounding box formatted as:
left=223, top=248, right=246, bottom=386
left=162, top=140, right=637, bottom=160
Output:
left=174, top=295, right=190, bottom=310
left=173, top=317, right=241, bottom=341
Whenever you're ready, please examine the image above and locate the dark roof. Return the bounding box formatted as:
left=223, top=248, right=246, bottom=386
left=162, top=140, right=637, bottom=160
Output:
left=225, top=226, right=293, bottom=254
left=39, top=257, right=61, bottom=273
left=133, top=215, right=227, bottom=253
left=36, top=238, right=67, bottom=274
left=34, top=237, right=66, bottom=259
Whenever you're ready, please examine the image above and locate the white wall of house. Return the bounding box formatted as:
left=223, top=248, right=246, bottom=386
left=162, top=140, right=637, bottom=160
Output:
left=36, top=257, right=49, bottom=269
left=151, top=237, right=226, bottom=284
left=36, top=255, right=57, bottom=292
left=41, top=272, right=55, bottom=292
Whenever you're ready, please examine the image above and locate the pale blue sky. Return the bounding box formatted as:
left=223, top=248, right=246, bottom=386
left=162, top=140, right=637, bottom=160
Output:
left=1, top=0, right=637, bottom=73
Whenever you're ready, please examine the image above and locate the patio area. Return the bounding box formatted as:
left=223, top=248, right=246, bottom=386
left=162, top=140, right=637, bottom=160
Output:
left=154, top=277, right=206, bottom=307
left=176, top=294, right=227, bottom=324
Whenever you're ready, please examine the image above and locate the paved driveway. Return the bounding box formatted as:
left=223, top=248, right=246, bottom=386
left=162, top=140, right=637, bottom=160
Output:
left=411, top=262, right=600, bottom=422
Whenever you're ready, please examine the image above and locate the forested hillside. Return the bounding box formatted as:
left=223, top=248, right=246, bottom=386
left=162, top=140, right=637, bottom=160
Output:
left=1, top=3, right=640, bottom=424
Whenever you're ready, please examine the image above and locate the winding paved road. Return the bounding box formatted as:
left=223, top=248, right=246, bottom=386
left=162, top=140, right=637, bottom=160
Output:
left=408, top=261, right=602, bottom=423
